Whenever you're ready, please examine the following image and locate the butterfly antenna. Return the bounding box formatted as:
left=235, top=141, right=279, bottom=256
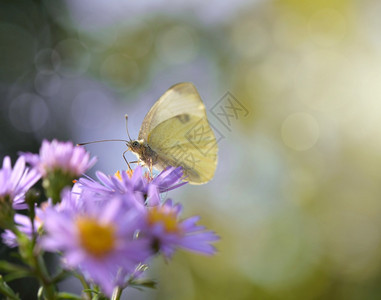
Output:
left=125, top=114, right=132, bottom=141
left=77, top=139, right=129, bottom=146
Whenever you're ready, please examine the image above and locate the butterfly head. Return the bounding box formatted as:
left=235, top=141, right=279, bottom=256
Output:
left=127, top=139, right=158, bottom=167
left=128, top=140, right=143, bottom=152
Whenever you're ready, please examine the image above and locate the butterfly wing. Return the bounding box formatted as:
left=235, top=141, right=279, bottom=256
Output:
left=138, top=82, right=218, bottom=184
left=147, top=114, right=218, bottom=184
left=138, top=82, right=205, bottom=140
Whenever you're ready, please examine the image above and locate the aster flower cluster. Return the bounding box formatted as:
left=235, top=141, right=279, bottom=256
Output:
left=0, top=140, right=218, bottom=300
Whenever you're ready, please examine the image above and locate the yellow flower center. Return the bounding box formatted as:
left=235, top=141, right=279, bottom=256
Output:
left=76, top=217, right=115, bottom=257
left=114, top=170, right=122, bottom=180
left=114, top=169, right=153, bottom=182
left=147, top=207, right=181, bottom=234
left=114, top=170, right=134, bottom=180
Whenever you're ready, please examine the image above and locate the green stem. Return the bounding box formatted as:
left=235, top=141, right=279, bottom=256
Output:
left=14, top=229, right=57, bottom=299
left=74, top=273, right=92, bottom=300
left=111, top=286, right=123, bottom=300
left=51, top=269, right=70, bottom=284
left=35, top=254, right=56, bottom=300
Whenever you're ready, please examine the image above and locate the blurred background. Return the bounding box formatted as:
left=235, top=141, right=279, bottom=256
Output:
left=1, top=0, right=381, bottom=299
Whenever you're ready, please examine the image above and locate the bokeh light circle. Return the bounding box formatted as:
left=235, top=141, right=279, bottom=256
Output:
left=34, top=48, right=61, bottom=74
left=100, top=54, right=140, bottom=89
left=71, top=90, right=113, bottom=130
left=77, top=25, right=119, bottom=53
left=55, top=39, right=91, bottom=77
left=34, top=72, right=61, bottom=97
left=230, top=18, right=268, bottom=58
left=116, top=21, right=154, bottom=58
left=281, top=113, right=320, bottom=151
left=156, top=25, right=199, bottom=64
left=9, top=93, right=49, bottom=132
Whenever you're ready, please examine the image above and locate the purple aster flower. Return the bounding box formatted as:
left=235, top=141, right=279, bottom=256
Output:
left=21, top=140, right=97, bottom=204
left=78, top=166, right=186, bottom=206
left=22, top=139, right=97, bottom=178
left=2, top=213, right=42, bottom=247
left=0, top=156, right=40, bottom=210
left=141, top=199, right=219, bottom=259
left=39, top=190, right=152, bottom=296
left=151, top=166, right=187, bottom=193
left=76, top=175, right=147, bottom=212
left=118, top=166, right=186, bottom=194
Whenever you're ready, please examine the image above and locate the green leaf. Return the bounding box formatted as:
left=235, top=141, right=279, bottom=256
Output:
left=83, top=289, right=98, bottom=294
left=57, top=292, right=83, bottom=300
left=9, top=252, right=22, bottom=261
left=92, top=294, right=108, bottom=300
left=0, top=261, right=30, bottom=273
left=129, top=278, right=157, bottom=290
left=3, top=270, right=33, bottom=282
left=0, top=275, right=20, bottom=300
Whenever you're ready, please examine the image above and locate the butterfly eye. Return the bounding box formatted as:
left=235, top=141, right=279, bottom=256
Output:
left=132, top=141, right=139, bottom=147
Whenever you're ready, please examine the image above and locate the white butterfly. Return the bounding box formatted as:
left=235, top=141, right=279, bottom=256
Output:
left=127, top=82, right=218, bottom=184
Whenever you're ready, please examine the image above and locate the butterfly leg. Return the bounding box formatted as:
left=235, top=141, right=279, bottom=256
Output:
left=123, top=150, right=133, bottom=172
left=149, top=158, right=153, bottom=177
left=124, top=160, right=142, bottom=171
left=129, top=160, right=142, bottom=168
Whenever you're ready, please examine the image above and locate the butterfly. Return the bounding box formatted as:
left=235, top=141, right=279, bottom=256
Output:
left=126, top=82, right=218, bottom=185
